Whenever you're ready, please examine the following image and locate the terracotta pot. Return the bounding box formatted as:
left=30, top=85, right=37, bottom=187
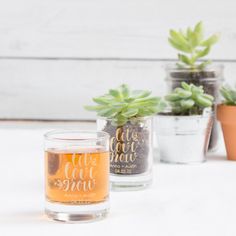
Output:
left=217, top=104, right=236, bottom=160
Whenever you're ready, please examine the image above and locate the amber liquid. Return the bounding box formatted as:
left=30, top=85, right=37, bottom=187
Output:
left=45, top=147, right=109, bottom=205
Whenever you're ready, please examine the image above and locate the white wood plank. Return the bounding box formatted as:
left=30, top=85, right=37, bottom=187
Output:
left=0, top=0, right=235, bottom=59
left=0, top=59, right=235, bottom=120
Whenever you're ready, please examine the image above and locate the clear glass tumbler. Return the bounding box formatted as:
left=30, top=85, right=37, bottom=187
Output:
left=97, top=116, right=153, bottom=191
left=44, top=130, right=110, bottom=222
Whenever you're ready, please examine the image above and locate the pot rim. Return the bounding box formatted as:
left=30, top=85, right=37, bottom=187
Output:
left=156, top=112, right=212, bottom=119
left=217, top=103, right=236, bottom=109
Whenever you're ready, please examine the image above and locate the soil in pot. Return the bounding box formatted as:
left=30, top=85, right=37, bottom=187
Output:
left=103, top=120, right=149, bottom=175
left=169, top=70, right=220, bottom=150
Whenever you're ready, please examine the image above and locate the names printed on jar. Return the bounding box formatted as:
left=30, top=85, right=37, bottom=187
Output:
left=110, top=127, right=142, bottom=174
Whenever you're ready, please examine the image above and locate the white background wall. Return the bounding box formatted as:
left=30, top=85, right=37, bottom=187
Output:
left=0, top=0, right=236, bottom=120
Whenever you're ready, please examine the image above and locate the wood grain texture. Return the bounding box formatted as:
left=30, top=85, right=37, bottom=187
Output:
left=0, top=0, right=235, bottom=59
left=0, top=59, right=234, bottom=120
left=0, top=0, right=236, bottom=119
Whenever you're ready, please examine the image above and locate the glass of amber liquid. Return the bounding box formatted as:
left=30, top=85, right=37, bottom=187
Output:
left=44, top=130, right=110, bottom=222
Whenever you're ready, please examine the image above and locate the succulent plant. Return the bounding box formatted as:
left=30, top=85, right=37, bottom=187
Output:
left=168, top=21, right=220, bottom=69
left=220, top=86, right=236, bottom=105
left=85, top=84, right=165, bottom=125
left=165, top=82, right=214, bottom=115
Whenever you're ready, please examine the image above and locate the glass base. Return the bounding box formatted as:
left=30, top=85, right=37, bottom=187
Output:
left=110, top=172, right=152, bottom=191
left=45, top=201, right=109, bottom=223
left=160, top=158, right=206, bottom=165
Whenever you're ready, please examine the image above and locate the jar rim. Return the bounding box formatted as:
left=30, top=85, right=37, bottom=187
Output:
left=97, top=115, right=153, bottom=121
left=165, top=62, right=224, bottom=71
left=44, top=129, right=109, bottom=142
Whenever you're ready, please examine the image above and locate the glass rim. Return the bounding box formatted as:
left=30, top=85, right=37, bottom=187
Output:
left=44, top=129, right=109, bottom=142
left=97, top=115, right=153, bottom=121
left=164, top=62, right=224, bottom=71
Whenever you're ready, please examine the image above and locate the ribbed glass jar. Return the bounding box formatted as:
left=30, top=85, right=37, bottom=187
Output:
left=165, top=64, right=224, bottom=151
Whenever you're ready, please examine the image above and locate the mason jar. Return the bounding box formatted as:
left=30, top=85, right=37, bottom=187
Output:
left=97, top=116, right=153, bottom=191
left=165, top=64, right=224, bottom=151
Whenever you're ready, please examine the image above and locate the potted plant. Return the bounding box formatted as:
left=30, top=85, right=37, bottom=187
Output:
left=217, top=86, right=236, bottom=160
left=166, top=21, right=224, bottom=150
left=156, top=82, right=214, bottom=164
left=85, top=84, right=165, bottom=190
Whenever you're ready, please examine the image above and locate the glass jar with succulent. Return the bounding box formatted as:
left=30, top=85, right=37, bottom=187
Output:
left=166, top=21, right=224, bottom=150
left=156, top=82, right=214, bottom=164
left=217, top=86, right=236, bottom=160
left=85, top=84, right=165, bottom=190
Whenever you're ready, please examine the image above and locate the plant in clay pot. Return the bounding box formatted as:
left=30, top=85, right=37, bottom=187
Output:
left=156, top=82, right=214, bottom=164
left=166, top=21, right=224, bottom=150
left=85, top=84, right=165, bottom=190
left=217, top=86, right=236, bottom=160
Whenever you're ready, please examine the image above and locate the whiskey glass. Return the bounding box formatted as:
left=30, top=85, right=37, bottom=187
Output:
left=44, top=130, right=110, bottom=222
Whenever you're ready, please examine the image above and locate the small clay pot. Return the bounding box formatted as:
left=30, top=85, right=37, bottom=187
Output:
left=217, top=104, right=236, bottom=160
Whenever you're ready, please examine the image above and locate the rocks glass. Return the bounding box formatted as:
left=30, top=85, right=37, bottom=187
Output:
left=44, top=130, right=110, bottom=222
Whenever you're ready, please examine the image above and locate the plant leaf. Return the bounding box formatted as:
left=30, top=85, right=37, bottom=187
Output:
left=122, top=108, right=138, bottom=118
left=93, top=97, right=111, bottom=105
left=168, top=38, right=191, bottom=53
left=109, top=89, right=121, bottom=98
left=131, top=90, right=152, bottom=99
left=201, top=34, right=220, bottom=47
left=196, top=46, right=211, bottom=58
left=194, top=21, right=204, bottom=42
left=175, top=88, right=192, bottom=98
left=120, top=84, right=130, bottom=98
left=178, top=54, right=192, bottom=65
left=195, top=95, right=212, bottom=107
left=180, top=99, right=195, bottom=109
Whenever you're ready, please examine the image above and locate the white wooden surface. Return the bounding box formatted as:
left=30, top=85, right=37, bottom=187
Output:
left=0, top=0, right=236, bottom=119
left=1, top=121, right=236, bottom=236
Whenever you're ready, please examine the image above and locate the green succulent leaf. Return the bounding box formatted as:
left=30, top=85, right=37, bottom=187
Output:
left=196, top=46, right=211, bottom=58
left=168, top=21, right=220, bottom=69
left=175, top=88, right=192, bottom=98
left=201, top=34, right=220, bottom=47
left=120, top=84, right=130, bottom=98
left=85, top=84, right=166, bottom=125
left=194, top=21, right=204, bottom=42
left=92, top=97, right=110, bottom=105
left=109, top=89, right=121, bottom=98
left=131, top=90, right=152, bottom=99
left=181, top=82, right=191, bottom=91
left=168, top=38, right=191, bottom=53
left=165, top=93, right=181, bottom=102
left=165, top=82, right=214, bottom=115
left=220, top=86, right=236, bottom=105
left=198, top=60, right=212, bottom=69
left=195, top=95, right=213, bottom=107
left=97, top=108, right=117, bottom=117
left=122, top=108, right=139, bottom=118
left=178, top=54, right=191, bottom=65
left=180, top=99, right=195, bottom=109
